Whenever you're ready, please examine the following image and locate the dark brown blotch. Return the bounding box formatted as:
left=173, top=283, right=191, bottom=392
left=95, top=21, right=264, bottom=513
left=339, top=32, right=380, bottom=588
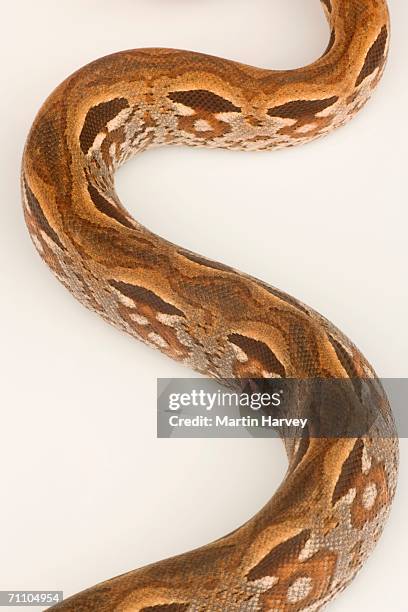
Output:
left=24, top=179, right=65, bottom=250
left=268, top=96, right=338, bottom=119
left=355, top=26, right=388, bottom=87
left=80, top=97, right=129, bottom=154
left=169, top=90, right=241, bottom=114
left=332, top=439, right=364, bottom=504
left=110, top=281, right=184, bottom=317
left=247, top=529, right=311, bottom=581
left=87, top=183, right=134, bottom=230
left=228, top=333, right=286, bottom=377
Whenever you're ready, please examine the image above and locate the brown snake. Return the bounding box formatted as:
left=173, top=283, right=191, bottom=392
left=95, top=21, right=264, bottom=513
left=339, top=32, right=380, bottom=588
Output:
left=22, top=1, right=399, bottom=610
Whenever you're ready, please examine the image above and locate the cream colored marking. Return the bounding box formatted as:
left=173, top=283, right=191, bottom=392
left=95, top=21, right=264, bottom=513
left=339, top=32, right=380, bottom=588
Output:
left=362, top=444, right=372, bottom=474
left=299, top=536, right=318, bottom=562
left=363, top=363, right=377, bottom=378
left=109, top=143, right=117, bottom=159
left=130, top=313, right=150, bottom=326
left=171, top=102, right=196, bottom=116
left=250, top=576, right=279, bottom=591
left=32, top=234, right=44, bottom=253
left=296, top=123, right=319, bottom=133
left=230, top=343, right=248, bottom=363
left=194, top=119, right=213, bottom=132
left=148, top=332, right=169, bottom=348
left=89, top=132, right=106, bottom=154
left=107, top=107, right=133, bottom=132
left=342, top=487, right=357, bottom=505
left=262, top=370, right=281, bottom=378
left=287, top=576, right=314, bottom=604
left=40, top=231, right=61, bottom=251
left=157, top=312, right=183, bottom=325
left=362, top=482, right=378, bottom=510
left=23, top=195, right=31, bottom=213
left=112, top=290, right=135, bottom=308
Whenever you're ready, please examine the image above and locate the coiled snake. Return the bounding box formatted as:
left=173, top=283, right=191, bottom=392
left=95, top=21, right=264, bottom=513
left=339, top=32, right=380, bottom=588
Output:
left=22, top=1, right=398, bottom=610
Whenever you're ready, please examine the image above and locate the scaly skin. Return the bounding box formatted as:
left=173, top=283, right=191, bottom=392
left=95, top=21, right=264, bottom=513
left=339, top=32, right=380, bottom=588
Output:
left=22, top=1, right=397, bottom=610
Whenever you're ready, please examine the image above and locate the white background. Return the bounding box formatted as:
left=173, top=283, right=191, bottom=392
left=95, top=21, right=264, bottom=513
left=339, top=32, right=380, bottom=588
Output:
left=0, top=1, right=407, bottom=610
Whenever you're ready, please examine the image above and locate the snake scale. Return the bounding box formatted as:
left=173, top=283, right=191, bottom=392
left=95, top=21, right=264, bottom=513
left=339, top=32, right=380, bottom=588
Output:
left=22, top=1, right=398, bottom=610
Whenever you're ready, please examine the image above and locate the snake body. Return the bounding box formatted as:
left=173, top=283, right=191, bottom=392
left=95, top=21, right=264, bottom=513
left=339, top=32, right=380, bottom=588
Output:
left=22, top=1, right=398, bottom=610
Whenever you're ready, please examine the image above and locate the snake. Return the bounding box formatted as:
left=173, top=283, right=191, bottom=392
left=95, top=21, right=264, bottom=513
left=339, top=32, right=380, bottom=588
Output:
left=21, top=1, right=398, bottom=610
